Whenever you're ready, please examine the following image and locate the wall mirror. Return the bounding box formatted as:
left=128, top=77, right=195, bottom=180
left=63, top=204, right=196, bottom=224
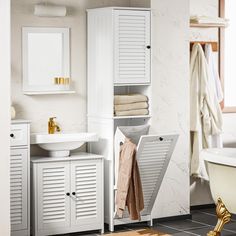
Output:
left=22, top=27, right=72, bottom=95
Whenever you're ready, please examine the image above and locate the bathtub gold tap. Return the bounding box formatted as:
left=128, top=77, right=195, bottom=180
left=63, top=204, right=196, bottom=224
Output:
left=48, top=117, right=61, bottom=134
left=207, top=198, right=231, bottom=236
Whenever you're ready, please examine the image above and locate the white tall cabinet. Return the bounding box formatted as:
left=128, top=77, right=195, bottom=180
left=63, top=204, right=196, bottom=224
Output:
left=87, top=7, right=151, bottom=231
left=10, top=120, right=30, bottom=236
left=31, top=153, right=104, bottom=236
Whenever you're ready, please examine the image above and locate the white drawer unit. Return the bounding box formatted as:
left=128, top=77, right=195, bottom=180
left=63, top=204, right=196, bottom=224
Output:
left=31, top=153, right=104, bottom=236
left=10, top=120, right=30, bottom=236
left=10, top=124, right=28, bottom=147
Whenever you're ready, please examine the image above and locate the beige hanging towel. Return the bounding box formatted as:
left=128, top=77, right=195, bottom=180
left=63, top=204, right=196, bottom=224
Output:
left=116, top=138, right=144, bottom=220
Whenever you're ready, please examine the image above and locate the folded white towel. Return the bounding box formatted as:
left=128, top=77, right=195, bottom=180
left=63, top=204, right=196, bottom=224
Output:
left=114, top=94, right=148, bottom=105
left=190, top=15, right=229, bottom=22
left=115, top=109, right=149, bottom=116
left=190, top=15, right=229, bottom=26
left=114, top=102, right=148, bottom=112
left=190, top=15, right=229, bottom=27
left=204, top=44, right=224, bottom=103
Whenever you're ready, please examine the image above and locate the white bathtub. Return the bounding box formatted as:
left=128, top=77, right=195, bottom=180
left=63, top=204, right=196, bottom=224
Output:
left=202, top=148, right=236, bottom=214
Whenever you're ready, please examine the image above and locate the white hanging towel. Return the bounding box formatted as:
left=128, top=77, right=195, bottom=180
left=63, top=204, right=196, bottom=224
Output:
left=204, top=43, right=223, bottom=148
left=204, top=44, right=224, bottom=103
left=190, top=43, right=223, bottom=180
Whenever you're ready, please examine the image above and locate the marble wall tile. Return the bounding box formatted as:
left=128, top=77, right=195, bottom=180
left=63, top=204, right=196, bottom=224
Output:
left=150, top=0, right=190, bottom=218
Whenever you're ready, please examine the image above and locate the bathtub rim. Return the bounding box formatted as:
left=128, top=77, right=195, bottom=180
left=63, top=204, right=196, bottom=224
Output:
left=201, top=148, right=236, bottom=167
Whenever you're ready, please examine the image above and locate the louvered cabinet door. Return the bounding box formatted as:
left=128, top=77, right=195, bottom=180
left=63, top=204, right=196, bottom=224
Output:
left=10, top=149, right=28, bottom=231
left=37, top=162, right=71, bottom=231
left=114, top=10, right=151, bottom=84
left=70, top=160, right=103, bottom=228
left=137, top=135, right=177, bottom=216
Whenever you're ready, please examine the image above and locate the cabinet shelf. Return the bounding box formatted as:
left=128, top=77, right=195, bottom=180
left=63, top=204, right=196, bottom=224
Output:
left=190, top=23, right=227, bottom=28
left=114, top=83, right=151, bottom=87
left=23, top=90, right=76, bottom=95
left=113, top=115, right=151, bottom=119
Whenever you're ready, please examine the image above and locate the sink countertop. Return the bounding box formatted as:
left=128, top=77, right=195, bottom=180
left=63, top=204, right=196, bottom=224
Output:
left=30, top=132, right=98, bottom=144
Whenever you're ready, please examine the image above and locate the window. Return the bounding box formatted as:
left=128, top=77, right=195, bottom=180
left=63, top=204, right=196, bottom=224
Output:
left=220, top=0, right=236, bottom=112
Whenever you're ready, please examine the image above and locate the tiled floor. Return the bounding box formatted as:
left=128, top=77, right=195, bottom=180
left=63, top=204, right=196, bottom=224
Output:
left=62, top=207, right=236, bottom=236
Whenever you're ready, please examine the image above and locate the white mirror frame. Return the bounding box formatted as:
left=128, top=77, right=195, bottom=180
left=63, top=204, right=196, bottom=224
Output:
left=22, top=27, right=70, bottom=94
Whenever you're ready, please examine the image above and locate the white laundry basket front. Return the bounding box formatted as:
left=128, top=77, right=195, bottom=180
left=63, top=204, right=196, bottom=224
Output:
left=114, top=126, right=179, bottom=220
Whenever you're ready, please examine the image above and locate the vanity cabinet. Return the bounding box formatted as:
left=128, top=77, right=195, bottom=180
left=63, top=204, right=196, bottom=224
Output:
left=10, top=120, right=30, bottom=236
left=31, top=153, right=104, bottom=236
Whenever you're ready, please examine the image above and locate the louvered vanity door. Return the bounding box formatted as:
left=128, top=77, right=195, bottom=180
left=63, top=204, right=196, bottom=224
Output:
left=10, top=149, right=28, bottom=231
left=37, top=162, right=71, bottom=231
left=70, top=160, right=103, bottom=228
left=114, top=10, right=151, bottom=84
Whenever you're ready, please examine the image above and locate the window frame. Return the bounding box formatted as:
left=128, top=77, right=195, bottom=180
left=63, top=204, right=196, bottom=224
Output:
left=220, top=0, right=236, bottom=112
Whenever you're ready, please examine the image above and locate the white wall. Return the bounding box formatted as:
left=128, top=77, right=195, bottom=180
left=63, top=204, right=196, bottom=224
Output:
left=189, top=0, right=218, bottom=206
left=11, top=0, right=131, bottom=134
left=0, top=0, right=11, bottom=234
left=151, top=0, right=190, bottom=218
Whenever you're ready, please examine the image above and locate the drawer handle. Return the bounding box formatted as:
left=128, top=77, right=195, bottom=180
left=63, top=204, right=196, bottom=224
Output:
left=66, top=192, right=70, bottom=196
left=146, top=45, right=151, bottom=49
left=72, top=192, right=76, bottom=196
left=10, top=133, right=14, bottom=138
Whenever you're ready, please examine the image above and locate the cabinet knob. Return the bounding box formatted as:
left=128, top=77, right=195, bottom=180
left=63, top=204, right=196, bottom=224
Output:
left=10, top=133, right=14, bottom=138
left=159, top=137, right=163, bottom=141
left=72, top=192, right=76, bottom=196
left=146, top=45, right=151, bottom=49
left=66, top=192, right=70, bottom=196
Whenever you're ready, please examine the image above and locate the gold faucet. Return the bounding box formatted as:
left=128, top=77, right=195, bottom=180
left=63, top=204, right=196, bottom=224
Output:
left=48, top=117, right=61, bottom=134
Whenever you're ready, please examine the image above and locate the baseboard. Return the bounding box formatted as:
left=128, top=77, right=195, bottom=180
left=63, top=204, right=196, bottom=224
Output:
left=190, top=204, right=215, bottom=211
left=154, top=214, right=192, bottom=223
left=104, top=214, right=192, bottom=230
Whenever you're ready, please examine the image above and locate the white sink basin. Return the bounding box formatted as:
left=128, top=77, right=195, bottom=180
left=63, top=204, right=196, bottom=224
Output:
left=31, top=132, right=98, bottom=157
